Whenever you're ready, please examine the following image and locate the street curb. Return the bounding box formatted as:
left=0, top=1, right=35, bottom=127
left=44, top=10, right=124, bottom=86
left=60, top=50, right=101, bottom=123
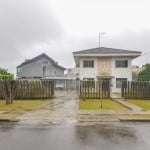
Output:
left=78, top=118, right=150, bottom=123
left=0, top=119, right=19, bottom=122
left=119, top=118, right=150, bottom=122
left=78, top=119, right=120, bottom=122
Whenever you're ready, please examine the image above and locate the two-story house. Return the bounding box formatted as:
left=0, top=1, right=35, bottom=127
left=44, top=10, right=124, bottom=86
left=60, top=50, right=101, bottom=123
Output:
left=17, top=53, right=66, bottom=79
left=73, top=47, right=141, bottom=93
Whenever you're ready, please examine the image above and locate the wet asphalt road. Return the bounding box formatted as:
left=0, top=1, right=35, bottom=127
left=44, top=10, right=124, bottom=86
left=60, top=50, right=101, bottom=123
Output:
left=0, top=122, right=150, bottom=150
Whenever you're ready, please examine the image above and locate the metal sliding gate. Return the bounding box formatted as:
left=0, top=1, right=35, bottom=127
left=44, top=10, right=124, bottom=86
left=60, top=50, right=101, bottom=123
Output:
left=54, top=79, right=80, bottom=98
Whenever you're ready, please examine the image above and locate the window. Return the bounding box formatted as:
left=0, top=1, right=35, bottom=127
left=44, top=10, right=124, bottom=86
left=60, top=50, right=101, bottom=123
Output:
left=83, top=78, right=94, bottom=81
left=116, top=78, right=127, bottom=88
left=83, top=78, right=95, bottom=88
left=42, top=60, right=49, bottom=65
left=43, top=66, right=46, bottom=77
left=116, top=60, right=128, bottom=68
left=83, top=60, right=94, bottom=68
left=17, top=67, right=22, bottom=73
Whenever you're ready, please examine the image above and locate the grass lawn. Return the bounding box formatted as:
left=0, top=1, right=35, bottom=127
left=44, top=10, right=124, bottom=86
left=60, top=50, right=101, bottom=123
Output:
left=128, top=100, right=150, bottom=110
left=0, top=100, right=48, bottom=111
left=79, top=99, right=128, bottom=110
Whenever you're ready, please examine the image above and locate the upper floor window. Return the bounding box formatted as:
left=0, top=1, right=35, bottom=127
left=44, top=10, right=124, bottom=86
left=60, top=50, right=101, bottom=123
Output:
left=17, top=67, right=22, bottom=73
left=116, top=60, right=128, bottom=68
left=42, top=60, right=49, bottom=65
left=83, top=60, right=94, bottom=68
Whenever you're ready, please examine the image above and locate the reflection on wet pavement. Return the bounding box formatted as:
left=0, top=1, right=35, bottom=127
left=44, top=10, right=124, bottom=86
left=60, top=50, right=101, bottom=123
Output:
left=0, top=123, right=150, bottom=150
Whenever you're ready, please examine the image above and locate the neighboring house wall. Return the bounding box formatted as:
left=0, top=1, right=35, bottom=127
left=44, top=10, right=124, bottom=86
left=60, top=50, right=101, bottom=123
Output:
left=17, top=61, right=43, bottom=78
left=17, top=56, right=64, bottom=78
left=52, top=66, right=65, bottom=77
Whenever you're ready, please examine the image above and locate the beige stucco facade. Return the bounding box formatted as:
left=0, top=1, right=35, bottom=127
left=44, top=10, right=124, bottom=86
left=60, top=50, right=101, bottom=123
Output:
left=97, top=57, right=112, bottom=76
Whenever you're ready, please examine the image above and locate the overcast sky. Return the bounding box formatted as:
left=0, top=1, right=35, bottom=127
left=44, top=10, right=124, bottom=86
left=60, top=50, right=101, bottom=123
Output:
left=1, top=0, right=150, bottom=74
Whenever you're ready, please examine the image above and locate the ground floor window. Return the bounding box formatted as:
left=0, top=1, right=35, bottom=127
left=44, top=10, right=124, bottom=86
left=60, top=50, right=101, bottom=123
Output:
left=116, top=78, right=127, bottom=88
left=82, top=78, right=95, bottom=88
left=83, top=78, right=94, bottom=81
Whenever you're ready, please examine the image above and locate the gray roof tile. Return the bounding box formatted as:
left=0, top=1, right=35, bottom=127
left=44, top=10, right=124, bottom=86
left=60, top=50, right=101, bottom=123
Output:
left=73, top=47, right=141, bottom=54
left=17, top=53, right=66, bottom=70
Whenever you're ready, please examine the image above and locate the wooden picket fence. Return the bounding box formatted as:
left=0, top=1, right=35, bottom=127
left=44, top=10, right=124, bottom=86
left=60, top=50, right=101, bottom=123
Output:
left=80, top=80, right=110, bottom=99
left=122, top=81, right=150, bottom=99
left=0, top=80, right=54, bottom=100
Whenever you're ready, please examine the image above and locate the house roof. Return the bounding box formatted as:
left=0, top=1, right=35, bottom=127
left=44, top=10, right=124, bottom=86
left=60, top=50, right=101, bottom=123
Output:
left=73, top=47, right=142, bottom=67
left=73, top=47, right=141, bottom=55
left=17, top=53, right=66, bottom=70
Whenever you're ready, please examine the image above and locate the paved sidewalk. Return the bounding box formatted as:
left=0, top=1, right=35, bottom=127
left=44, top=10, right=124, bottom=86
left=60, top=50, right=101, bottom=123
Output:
left=78, top=110, right=150, bottom=123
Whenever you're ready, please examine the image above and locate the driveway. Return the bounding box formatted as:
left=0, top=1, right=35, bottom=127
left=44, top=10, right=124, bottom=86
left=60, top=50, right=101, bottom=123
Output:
left=18, top=90, right=79, bottom=125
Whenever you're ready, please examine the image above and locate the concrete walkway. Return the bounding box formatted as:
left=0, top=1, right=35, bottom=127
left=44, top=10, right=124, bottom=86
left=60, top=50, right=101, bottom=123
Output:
left=111, top=92, right=144, bottom=111
left=112, top=98, right=144, bottom=111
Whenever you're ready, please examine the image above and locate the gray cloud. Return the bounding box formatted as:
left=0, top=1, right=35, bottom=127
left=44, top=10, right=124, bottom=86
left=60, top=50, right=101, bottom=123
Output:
left=101, top=30, right=150, bottom=66
left=0, top=0, right=150, bottom=75
left=48, top=31, right=150, bottom=69
left=0, top=0, right=62, bottom=73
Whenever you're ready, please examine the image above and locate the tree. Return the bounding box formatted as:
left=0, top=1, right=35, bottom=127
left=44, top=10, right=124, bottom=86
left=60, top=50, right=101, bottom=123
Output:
left=0, top=68, right=15, bottom=104
left=137, top=64, right=150, bottom=81
left=0, top=68, right=14, bottom=80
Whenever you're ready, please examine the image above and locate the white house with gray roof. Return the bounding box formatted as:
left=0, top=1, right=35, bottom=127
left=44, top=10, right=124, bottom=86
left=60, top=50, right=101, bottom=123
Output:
left=17, top=53, right=66, bottom=79
left=73, top=47, right=141, bottom=93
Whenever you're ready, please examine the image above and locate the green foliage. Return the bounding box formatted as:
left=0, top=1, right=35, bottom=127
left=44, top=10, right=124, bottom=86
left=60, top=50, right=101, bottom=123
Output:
left=0, top=100, right=48, bottom=111
left=128, top=100, right=150, bottom=110
left=0, top=68, right=13, bottom=80
left=137, top=64, right=150, bottom=81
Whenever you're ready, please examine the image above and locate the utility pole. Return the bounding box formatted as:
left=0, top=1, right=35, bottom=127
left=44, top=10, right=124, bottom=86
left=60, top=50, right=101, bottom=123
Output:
left=99, top=32, right=106, bottom=47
